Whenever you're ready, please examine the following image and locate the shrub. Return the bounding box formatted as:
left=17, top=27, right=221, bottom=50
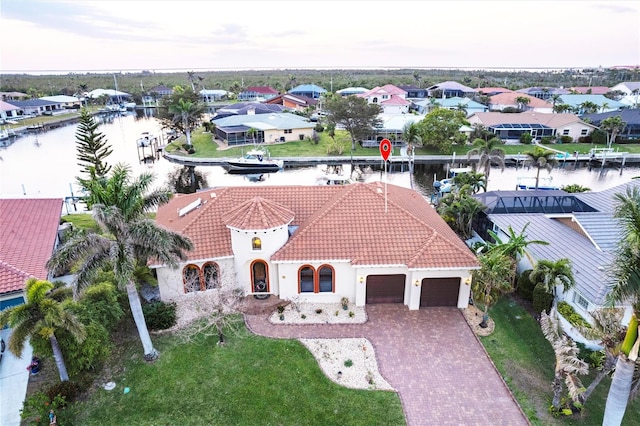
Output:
left=142, top=301, right=177, bottom=330
left=540, top=136, right=553, bottom=145
left=349, top=311, right=355, bottom=318
left=188, top=148, right=196, bottom=154
left=590, top=129, right=607, bottom=145
left=80, top=282, right=124, bottom=330
left=276, top=305, right=285, bottom=314
left=20, top=392, right=69, bottom=425
left=532, top=283, right=554, bottom=315
left=557, top=301, right=591, bottom=329
left=578, top=135, right=592, bottom=144
left=315, top=308, right=323, bottom=314
left=344, top=359, right=353, bottom=367
left=559, top=135, right=573, bottom=144
left=516, top=269, right=535, bottom=301
left=520, top=133, right=533, bottom=144
left=314, top=124, right=324, bottom=132
left=46, top=381, right=80, bottom=404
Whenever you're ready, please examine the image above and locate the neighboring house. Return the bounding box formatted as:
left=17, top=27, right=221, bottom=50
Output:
left=568, top=86, right=611, bottom=95
left=476, top=87, right=513, bottom=96
left=426, top=81, right=477, bottom=98
left=580, top=109, right=640, bottom=141
left=467, top=111, right=597, bottom=142
left=153, top=183, right=479, bottom=310
left=212, top=102, right=286, bottom=119
left=0, top=92, right=29, bottom=102
left=556, top=94, right=625, bottom=114
left=148, top=85, right=174, bottom=97
left=0, top=100, right=22, bottom=120
left=609, top=81, right=640, bottom=96
left=86, top=88, right=132, bottom=103
left=358, top=84, right=410, bottom=114
left=6, top=99, right=63, bottom=116
left=336, top=87, right=370, bottom=97
left=211, top=112, right=314, bottom=145
left=489, top=93, right=553, bottom=113
left=472, top=181, right=640, bottom=347
left=40, top=95, right=82, bottom=109
left=238, top=86, right=279, bottom=101
left=414, top=96, right=488, bottom=116
left=0, top=198, right=63, bottom=310
left=200, top=89, right=229, bottom=103
left=515, top=87, right=570, bottom=100
left=365, top=114, right=424, bottom=143
left=619, top=94, right=640, bottom=109
left=288, top=84, right=327, bottom=99
left=397, top=85, right=427, bottom=99
left=265, top=93, right=318, bottom=112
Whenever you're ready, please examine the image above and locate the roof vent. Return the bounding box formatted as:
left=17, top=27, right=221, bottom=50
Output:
left=179, top=198, right=202, bottom=217
left=210, top=192, right=217, bottom=198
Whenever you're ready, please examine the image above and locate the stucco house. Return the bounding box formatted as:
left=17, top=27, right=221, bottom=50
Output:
left=238, top=86, right=279, bottom=101
left=489, top=93, right=553, bottom=113
left=0, top=198, right=63, bottom=310
left=467, top=111, right=597, bottom=142
left=40, top=95, right=82, bottom=109
left=515, top=87, right=569, bottom=100
left=568, top=86, right=611, bottom=95
left=426, top=81, right=476, bottom=98
left=211, top=112, right=314, bottom=145
left=6, top=99, right=63, bottom=116
left=0, top=100, right=22, bottom=121
left=265, top=93, right=318, bottom=112
left=472, top=181, right=640, bottom=347
left=414, top=97, right=488, bottom=116
left=556, top=94, right=625, bottom=114
left=336, top=87, right=370, bottom=97
left=609, top=81, right=640, bottom=96
left=200, top=89, right=229, bottom=103
left=476, top=87, right=513, bottom=96
left=358, top=84, right=411, bottom=114
left=288, top=84, right=327, bottom=99
left=580, top=109, right=640, bottom=141
left=153, top=183, right=479, bottom=310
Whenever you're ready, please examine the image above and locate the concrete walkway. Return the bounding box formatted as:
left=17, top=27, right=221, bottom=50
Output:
left=0, top=329, right=32, bottom=426
left=245, top=304, right=529, bottom=426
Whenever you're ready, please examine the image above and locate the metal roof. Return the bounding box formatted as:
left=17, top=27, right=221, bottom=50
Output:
left=475, top=190, right=597, bottom=214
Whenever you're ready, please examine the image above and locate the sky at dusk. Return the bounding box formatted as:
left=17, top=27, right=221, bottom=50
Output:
left=1, top=0, right=639, bottom=73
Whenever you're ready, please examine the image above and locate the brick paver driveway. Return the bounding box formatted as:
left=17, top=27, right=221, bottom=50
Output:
left=245, top=304, right=529, bottom=426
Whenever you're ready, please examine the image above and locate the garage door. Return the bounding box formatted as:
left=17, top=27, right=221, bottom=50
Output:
left=420, top=278, right=460, bottom=307
left=366, top=275, right=405, bottom=304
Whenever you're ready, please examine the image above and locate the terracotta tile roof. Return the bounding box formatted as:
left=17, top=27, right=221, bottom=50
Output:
left=0, top=198, right=62, bottom=294
left=469, top=111, right=592, bottom=129
left=569, top=86, right=611, bottom=95
left=155, top=184, right=478, bottom=270
left=489, top=92, right=553, bottom=108
left=222, top=197, right=295, bottom=230
left=381, top=95, right=411, bottom=106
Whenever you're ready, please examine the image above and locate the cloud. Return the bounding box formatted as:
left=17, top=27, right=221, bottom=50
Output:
left=592, top=3, right=639, bottom=14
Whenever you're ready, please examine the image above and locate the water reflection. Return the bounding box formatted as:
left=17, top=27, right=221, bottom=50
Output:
left=1, top=114, right=638, bottom=200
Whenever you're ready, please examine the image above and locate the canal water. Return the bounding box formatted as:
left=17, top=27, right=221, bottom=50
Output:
left=1, top=112, right=638, bottom=204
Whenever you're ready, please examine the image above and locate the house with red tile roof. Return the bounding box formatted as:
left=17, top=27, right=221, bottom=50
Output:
left=568, top=86, right=611, bottom=95
left=358, top=85, right=411, bottom=114
left=153, top=183, right=479, bottom=310
left=0, top=198, right=63, bottom=310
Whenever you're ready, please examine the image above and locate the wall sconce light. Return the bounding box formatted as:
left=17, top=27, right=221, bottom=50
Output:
left=359, top=276, right=364, bottom=284
left=464, top=276, right=472, bottom=286
left=414, top=279, right=420, bottom=287
left=282, top=275, right=286, bottom=279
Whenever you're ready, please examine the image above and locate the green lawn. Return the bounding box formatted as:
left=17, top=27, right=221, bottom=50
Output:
left=165, top=127, right=640, bottom=160
left=70, top=319, right=405, bottom=426
left=480, top=297, right=640, bottom=426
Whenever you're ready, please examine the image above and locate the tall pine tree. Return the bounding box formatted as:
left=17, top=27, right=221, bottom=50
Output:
left=75, top=108, right=112, bottom=179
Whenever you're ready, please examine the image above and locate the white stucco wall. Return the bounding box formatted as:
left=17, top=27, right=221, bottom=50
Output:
left=410, top=269, right=473, bottom=310
left=555, top=123, right=596, bottom=142
left=276, top=261, right=354, bottom=304
left=264, top=127, right=313, bottom=144
left=155, top=257, right=237, bottom=301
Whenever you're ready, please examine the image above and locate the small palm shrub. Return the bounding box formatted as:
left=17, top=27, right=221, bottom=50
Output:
left=532, top=283, right=554, bottom=315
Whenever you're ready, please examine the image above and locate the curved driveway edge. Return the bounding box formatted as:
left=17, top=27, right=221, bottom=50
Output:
left=245, top=304, right=530, bottom=426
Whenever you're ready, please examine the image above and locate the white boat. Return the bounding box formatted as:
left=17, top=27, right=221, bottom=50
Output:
left=434, top=167, right=472, bottom=193
left=317, top=173, right=354, bottom=186
left=515, top=176, right=560, bottom=190
left=137, top=131, right=157, bottom=147
left=225, top=148, right=284, bottom=174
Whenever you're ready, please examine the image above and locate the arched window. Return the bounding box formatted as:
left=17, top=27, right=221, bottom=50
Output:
left=318, top=265, right=334, bottom=293
left=252, top=237, right=262, bottom=250
left=299, top=266, right=315, bottom=293
left=372, top=97, right=378, bottom=103
left=183, top=264, right=202, bottom=293
left=203, top=262, right=220, bottom=290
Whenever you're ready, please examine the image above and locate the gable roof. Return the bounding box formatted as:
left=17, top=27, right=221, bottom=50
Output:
left=427, top=81, right=476, bottom=93
left=568, top=86, right=611, bottom=95
left=469, top=111, right=594, bottom=129
left=0, top=198, right=62, bottom=294
left=489, top=92, right=553, bottom=108
left=359, top=84, right=407, bottom=98
left=557, top=94, right=625, bottom=109
left=40, top=95, right=80, bottom=103
left=422, top=96, right=487, bottom=110
left=580, top=109, right=640, bottom=126
left=0, top=100, right=22, bottom=112
left=7, top=99, right=59, bottom=108
left=211, top=112, right=313, bottom=130
left=336, top=87, right=370, bottom=95
left=214, top=102, right=285, bottom=118
left=289, top=84, right=327, bottom=93
left=265, top=93, right=318, bottom=107
left=155, top=183, right=478, bottom=270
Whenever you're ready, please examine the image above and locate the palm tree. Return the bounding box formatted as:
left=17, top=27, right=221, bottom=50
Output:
left=603, top=186, right=640, bottom=425
left=466, top=137, right=505, bottom=182
left=515, top=96, right=531, bottom=111
left=472, top=251, right=514, bottom=327
left=579, top=101, right=599, bottom=114
left=523, top=146, right=558, bottom=190
left=169, top=98, right=201, bottom=149
left=452, top=170, right=486, bottom=194
left=576, top=308, right=626, bottom=403
left=554, top=104, right=572, bottom=113
left=600, top=116, right=627, bottom=149
left=47, top=167, right=193, bottom=361
left=402, top=122, right=422, bottom=156
left=550, top=93, right=562, bottom=109
left=0, top=278, right=85, bottom=382
left=528, top=258, right=575, bottom=298
left=437, top=189, right=485, bottom=239
left=540, top=310, right=588, bottom=411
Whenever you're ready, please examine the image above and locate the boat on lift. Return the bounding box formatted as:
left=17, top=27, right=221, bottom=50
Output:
left=433, top=167, right=472, bottom=193
left=515, top=176, right=560, bottom=190
left=225, top=148, right=283, bottom=174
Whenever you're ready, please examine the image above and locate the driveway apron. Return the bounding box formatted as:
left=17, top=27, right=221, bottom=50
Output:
left=245, top=304, right=529, bottom=426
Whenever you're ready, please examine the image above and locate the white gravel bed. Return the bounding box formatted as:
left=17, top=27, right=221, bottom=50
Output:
left=268, top=302, right=367, bottom=324
left=299, top=338, right=394, bottom=391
